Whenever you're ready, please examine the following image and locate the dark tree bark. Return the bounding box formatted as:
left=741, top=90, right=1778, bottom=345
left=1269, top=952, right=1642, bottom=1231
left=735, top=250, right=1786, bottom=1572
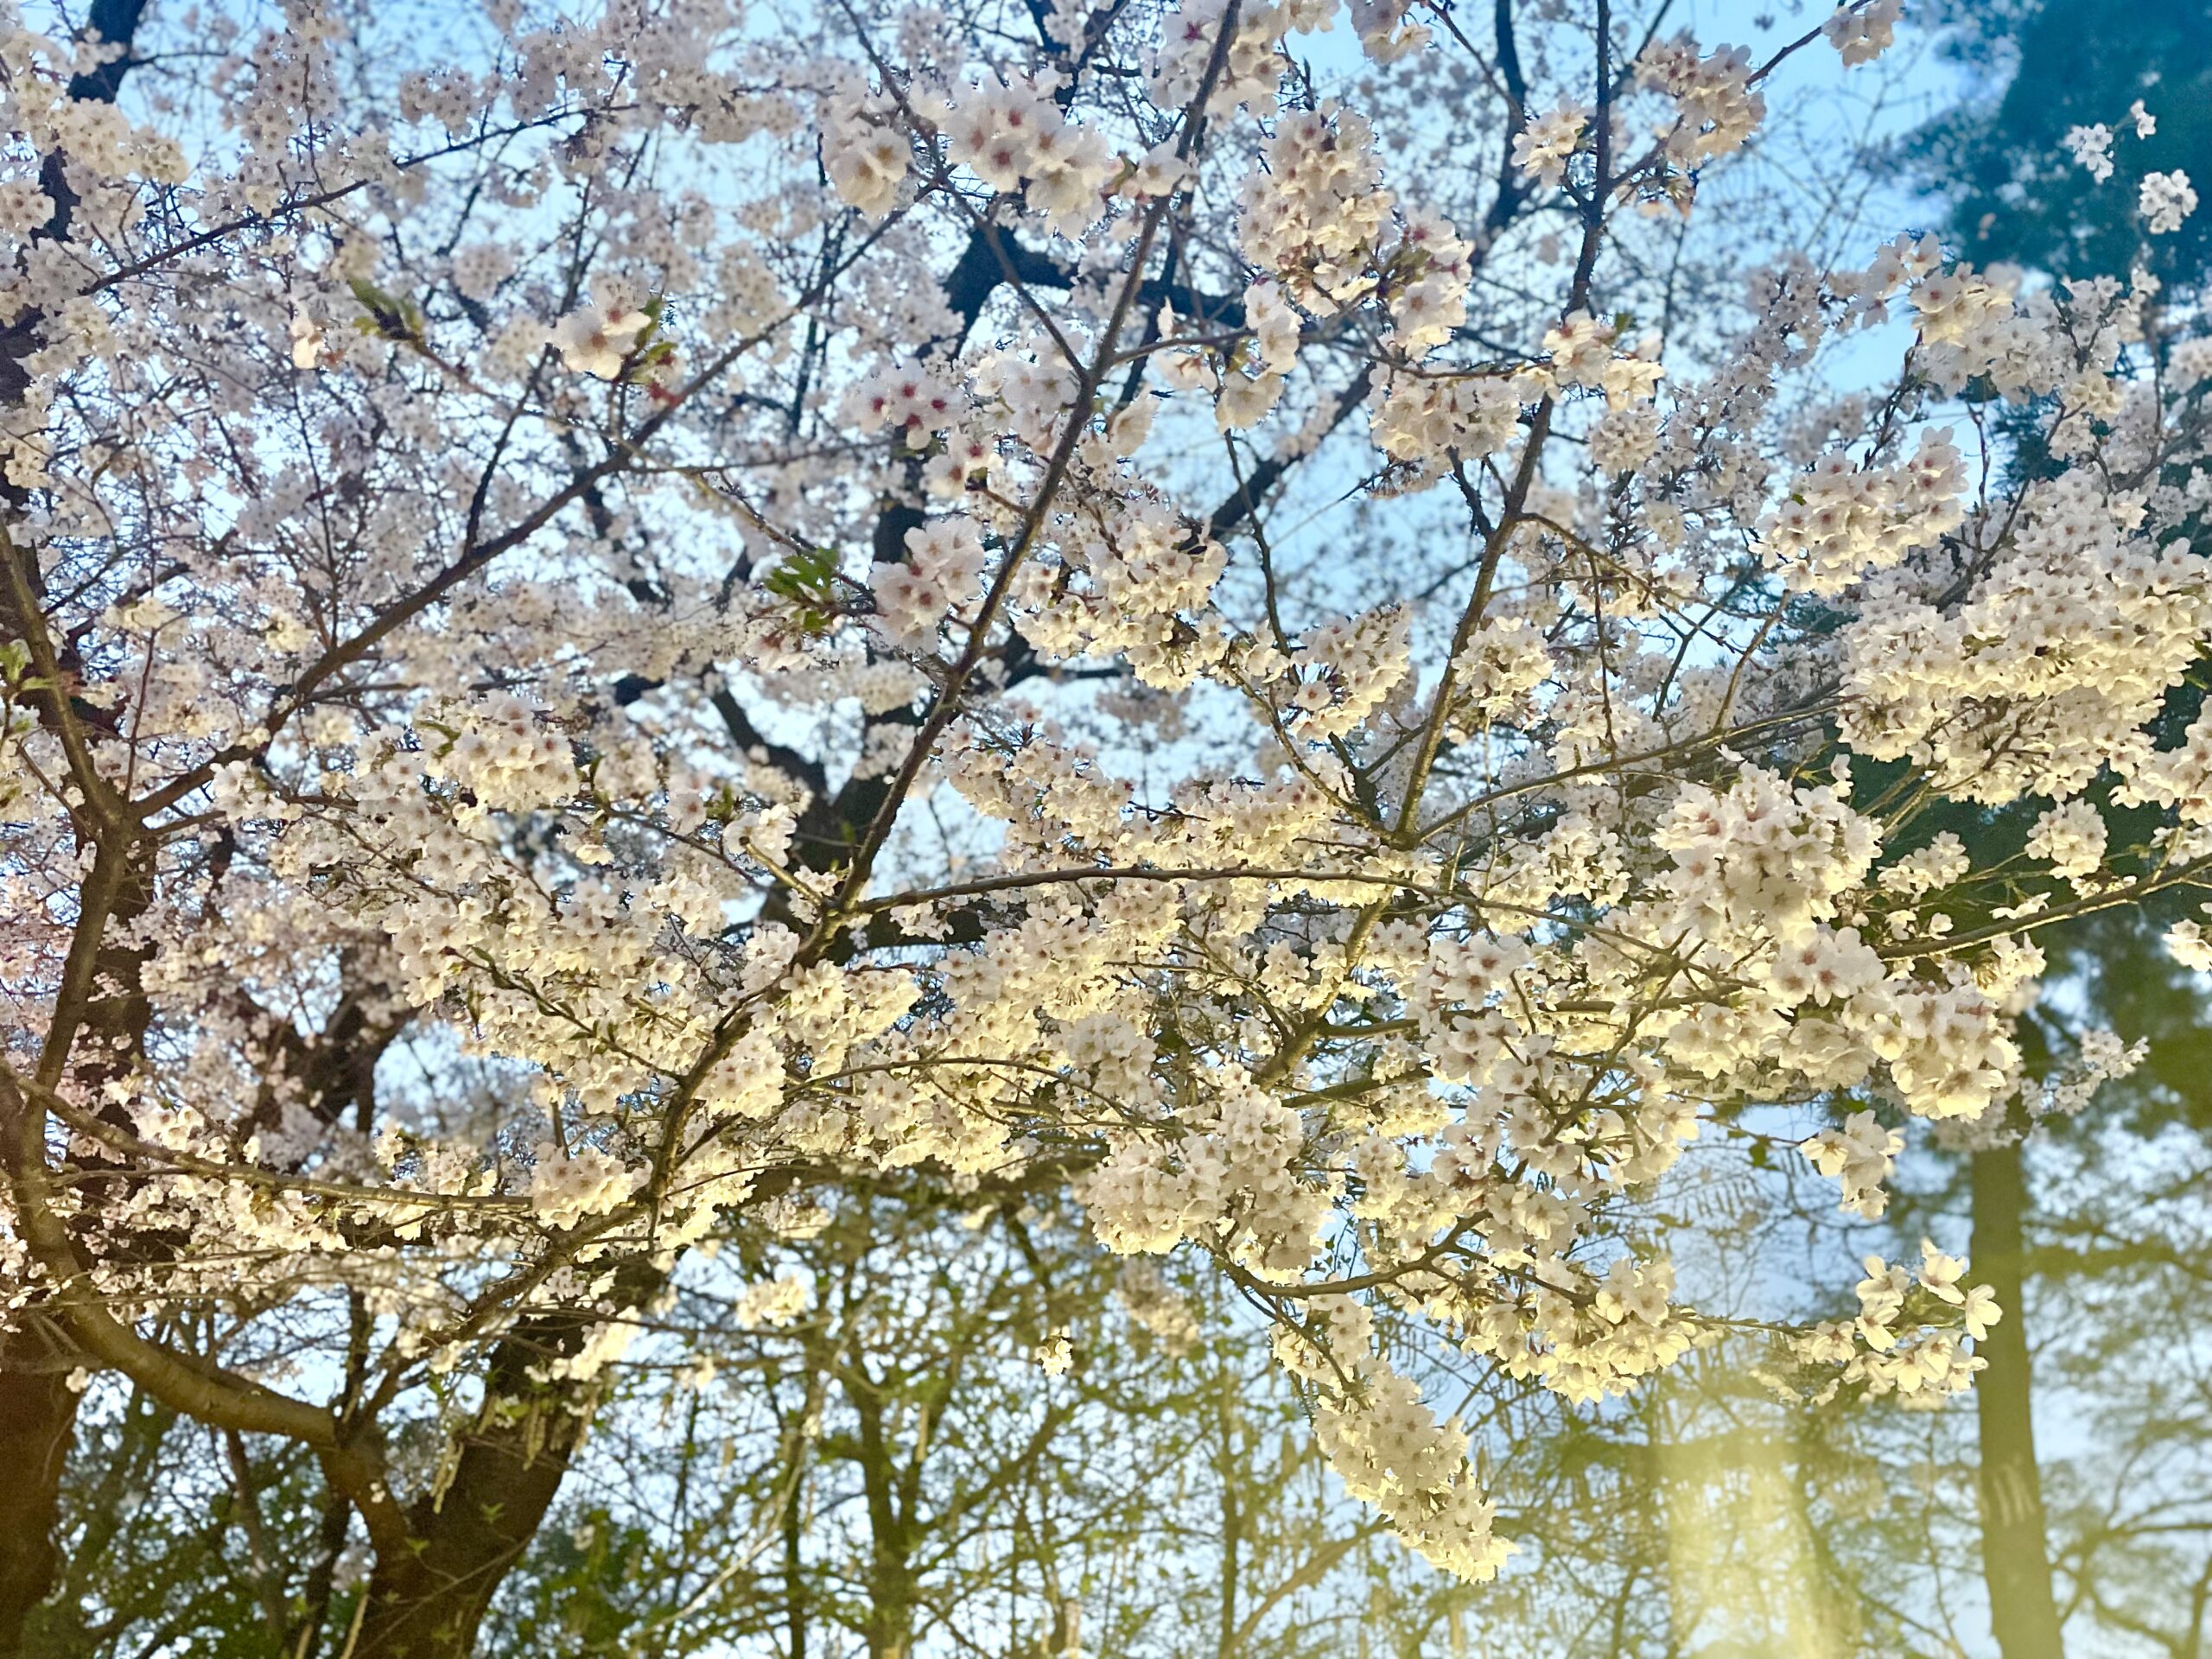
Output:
left=0, top=1327, right=77, bottom=1651
left=347, top=1260, right=665, bottom=1659
left=350, top=1405, right=592, bottom=1657
left=351, top=1348, right=607, bottom=1656
left=1973, top=1132, right=2067, bottom=1659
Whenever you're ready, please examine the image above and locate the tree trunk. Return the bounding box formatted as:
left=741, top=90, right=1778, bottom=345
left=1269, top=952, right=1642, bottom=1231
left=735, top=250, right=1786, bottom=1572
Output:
left=1217, top=1381, right=1241, bottom=1659
left=350, top=1385, right=593, bottom=1659
left=854, top=1392, right=914, bottom=1659
left=348, top=1270, right=657, bottom=1659
left=783, top=1439, right=808, bottom=1659
left=0, top=1328, right=79, bottom=1651
left=350, top=1413, right=583, bottom=1659
left=1973, top=1135, right=2066, bottom=1659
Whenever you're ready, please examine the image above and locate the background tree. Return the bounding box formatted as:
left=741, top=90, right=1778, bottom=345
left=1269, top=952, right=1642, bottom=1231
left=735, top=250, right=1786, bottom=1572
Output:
left=1904, top=0, right=2212, bottom=289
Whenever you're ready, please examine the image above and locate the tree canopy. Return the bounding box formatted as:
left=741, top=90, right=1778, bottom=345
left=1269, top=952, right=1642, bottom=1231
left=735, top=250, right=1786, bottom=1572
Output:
left=2, top=0, right=2209, bottom=1654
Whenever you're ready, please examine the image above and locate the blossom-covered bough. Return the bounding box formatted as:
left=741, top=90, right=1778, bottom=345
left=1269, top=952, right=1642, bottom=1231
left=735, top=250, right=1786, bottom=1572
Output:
left=0, top=0, right=2205, bottom=1648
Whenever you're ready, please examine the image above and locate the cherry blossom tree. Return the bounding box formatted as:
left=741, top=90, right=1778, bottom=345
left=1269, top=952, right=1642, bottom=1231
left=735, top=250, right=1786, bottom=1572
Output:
left=2, top=0, right=2208, bottom=1651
